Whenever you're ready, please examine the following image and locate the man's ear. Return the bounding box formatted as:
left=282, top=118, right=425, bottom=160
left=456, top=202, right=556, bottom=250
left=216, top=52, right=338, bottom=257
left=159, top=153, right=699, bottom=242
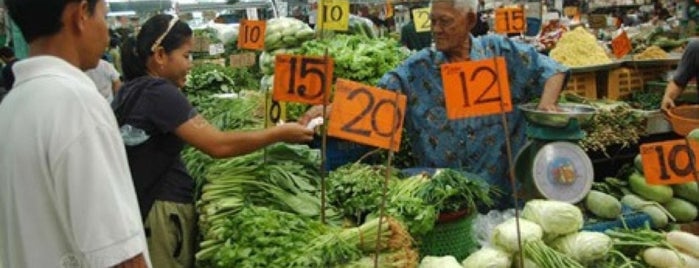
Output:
left=75, top=0, right=92, bottom=33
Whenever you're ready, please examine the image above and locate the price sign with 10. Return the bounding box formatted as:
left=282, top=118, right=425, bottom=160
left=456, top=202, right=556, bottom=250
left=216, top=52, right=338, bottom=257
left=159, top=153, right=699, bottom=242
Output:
left=328, top=79, right=407, bottom=152
left=640, top=139, right=699, bottom=185
left=319, top=0, right=349, bottom=31
left=238, top=19, right=266, bottom=50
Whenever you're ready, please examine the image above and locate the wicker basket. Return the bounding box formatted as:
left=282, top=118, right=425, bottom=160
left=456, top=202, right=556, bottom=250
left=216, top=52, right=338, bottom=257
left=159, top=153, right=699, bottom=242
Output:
left=418, top=213, right=477, bottom=261
left=665, top=105, right=699, bottom=137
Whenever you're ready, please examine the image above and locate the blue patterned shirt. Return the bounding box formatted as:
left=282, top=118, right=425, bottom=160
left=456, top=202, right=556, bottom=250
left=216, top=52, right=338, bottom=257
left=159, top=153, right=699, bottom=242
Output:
left=377, top=35, right=569, bottom=202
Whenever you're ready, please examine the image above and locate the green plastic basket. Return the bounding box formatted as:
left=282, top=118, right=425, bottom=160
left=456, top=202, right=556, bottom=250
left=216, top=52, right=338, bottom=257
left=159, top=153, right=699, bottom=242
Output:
left=417, top=213, right=478, bottom=261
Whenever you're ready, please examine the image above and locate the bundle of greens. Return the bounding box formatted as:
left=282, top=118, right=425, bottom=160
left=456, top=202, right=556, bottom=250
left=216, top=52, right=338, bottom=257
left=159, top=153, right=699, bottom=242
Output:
left=198, top=206, right=414, bottom=268
left=297, top=35, right=410, bottom=86
left=184, top=63, right=260, bottom=102
left=327, top=163, right=398, bottom=223
left=416, top=169, right=498, bottom=213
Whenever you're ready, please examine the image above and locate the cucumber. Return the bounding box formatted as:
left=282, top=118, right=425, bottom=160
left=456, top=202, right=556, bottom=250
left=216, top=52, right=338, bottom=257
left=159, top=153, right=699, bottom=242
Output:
left=585, top=190, right=622, bottom=219
left=663, top=198, right=698, bottom=223
left=621, top=194, right=670, bottom=228
left=673, top=182, right=699, bottom=204
left=629, top=172, right=673, bottom=203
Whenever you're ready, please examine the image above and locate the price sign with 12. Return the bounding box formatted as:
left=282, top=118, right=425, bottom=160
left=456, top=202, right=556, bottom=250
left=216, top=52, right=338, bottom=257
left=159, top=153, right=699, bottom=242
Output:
left=328, top=79, right=407, bottom=151
left=440, top=57, right=512, bottom=119
left=412, top=7, right=431, bottom=33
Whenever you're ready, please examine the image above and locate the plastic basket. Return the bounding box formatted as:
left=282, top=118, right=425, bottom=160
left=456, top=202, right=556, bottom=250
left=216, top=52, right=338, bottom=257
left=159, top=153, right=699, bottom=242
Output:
left=665, top=105, right=699, bottom=137
left=418, top=213, right=478, bottom=261
left=582, top=206, right=651, bottom=232
left=309, top=137, right=372, bottom=171
left=564, top=72, right=597, bottom=99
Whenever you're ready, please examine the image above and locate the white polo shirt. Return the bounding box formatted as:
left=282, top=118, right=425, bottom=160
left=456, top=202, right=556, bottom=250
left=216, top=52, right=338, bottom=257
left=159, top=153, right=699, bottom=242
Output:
left=85, top=59, right=120, bottom=102
left=0, top=56, right=149, bottom=268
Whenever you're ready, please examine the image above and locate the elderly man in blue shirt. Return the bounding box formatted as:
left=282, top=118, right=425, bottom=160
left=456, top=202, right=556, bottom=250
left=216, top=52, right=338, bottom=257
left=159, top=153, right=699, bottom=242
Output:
left=302, top=0, right=569, bottom=208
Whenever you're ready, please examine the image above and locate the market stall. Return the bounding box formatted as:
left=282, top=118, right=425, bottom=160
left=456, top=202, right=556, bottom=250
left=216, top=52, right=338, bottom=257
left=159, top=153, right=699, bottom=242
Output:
left=170, top=1, right=699, bottom=267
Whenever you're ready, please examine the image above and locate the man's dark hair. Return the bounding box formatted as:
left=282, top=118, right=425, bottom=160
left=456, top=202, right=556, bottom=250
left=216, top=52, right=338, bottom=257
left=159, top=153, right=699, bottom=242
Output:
left=5, top=0, right=100, bottom=43
left=0, top=47, right=15, bottom=59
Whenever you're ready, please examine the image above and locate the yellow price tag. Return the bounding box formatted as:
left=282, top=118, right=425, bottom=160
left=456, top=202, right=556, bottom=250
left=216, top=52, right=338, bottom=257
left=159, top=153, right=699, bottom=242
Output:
left=265, top=93, right=287, bottom=127
left=319, top=0, right=349, bottom=31
left=412, top=7, right=431, bottom=33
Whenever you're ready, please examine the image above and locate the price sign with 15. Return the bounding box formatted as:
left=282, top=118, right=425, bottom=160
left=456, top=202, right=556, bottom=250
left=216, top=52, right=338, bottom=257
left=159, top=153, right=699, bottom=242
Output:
left=640, top=139, right=699, bottom=185
left=328, top=79, right=407, bottom=152
left=440, top=57, right=512, bottom=119
left=495, top=7, right=526, bottom=34
left=273, top=54, right=334, bottom=105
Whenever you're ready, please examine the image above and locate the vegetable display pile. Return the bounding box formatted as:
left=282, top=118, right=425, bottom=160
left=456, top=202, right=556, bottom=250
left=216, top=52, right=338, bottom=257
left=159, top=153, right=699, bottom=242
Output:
left=579, top=104, right=646, bottom=155
left=298, top=35, right=410, bottom=86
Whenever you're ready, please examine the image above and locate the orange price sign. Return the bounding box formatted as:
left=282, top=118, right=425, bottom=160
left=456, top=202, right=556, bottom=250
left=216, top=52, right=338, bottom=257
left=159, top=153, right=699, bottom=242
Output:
left=237, top=19, right=266, bottom=50
left=640, top=139, right=699, bottom=185
left=273, top=54, right=334, bottom=105
left=495, top=7, right=526, bottom=34
left=440, top=57, right=512, bottom=119
left=612, top=31, right=631, bottom=59
left=328, top=79, right=407, bottom=152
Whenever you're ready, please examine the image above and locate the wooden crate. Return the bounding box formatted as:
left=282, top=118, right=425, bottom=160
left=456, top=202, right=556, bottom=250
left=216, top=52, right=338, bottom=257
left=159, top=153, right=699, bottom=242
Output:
left=564, top=72, right=597, bottom=99
left=606, top=66, right=673, bottom=100
left=607, top=67, right=643, bottom=100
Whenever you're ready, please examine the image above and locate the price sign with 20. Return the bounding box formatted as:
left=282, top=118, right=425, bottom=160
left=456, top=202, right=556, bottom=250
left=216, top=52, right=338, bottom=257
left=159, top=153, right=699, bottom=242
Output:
left=440, top=57, right=512, bottom=119
left=640, top=139, right=699, bottom=185
left=328, top=79, right=407, bottom=151
left=237, top=19, right=266, bottom=50
left=273, top=55, right=334, bottom=105
left=495, top=7, right=525, bottom=34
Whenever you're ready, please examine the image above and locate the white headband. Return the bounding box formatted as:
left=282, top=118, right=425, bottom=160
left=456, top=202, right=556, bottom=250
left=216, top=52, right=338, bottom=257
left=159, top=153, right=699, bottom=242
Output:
left=150, top=16, right=179, bottom=52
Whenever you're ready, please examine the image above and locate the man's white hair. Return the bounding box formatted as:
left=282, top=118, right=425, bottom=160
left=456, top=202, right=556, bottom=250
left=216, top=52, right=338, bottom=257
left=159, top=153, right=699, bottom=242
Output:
left=431, top=0, right=478, bottom=13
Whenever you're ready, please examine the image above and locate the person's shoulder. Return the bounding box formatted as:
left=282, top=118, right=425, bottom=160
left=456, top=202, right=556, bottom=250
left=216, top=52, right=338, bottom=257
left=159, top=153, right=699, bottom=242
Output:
left=686, top=39, right=699, bottom=52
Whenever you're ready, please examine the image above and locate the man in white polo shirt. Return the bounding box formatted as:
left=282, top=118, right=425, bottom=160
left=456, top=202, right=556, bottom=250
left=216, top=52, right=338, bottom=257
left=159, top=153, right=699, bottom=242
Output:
left=0, top=0, right=149, bottom=267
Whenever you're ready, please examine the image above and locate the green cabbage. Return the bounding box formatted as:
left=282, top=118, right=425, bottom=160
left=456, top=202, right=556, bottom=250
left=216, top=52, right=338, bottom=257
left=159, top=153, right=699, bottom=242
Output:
left=522, top=200, right=583, bottom=235
left=461, top=247, right=511, bottom=268
left=551, top=231, right=612, bottom=264
left=492, top=218, right=543, bottom=253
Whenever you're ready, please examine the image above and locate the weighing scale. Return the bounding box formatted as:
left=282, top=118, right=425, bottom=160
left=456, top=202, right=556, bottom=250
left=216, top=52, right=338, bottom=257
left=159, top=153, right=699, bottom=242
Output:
left=514, top=103, right=597, bottom=204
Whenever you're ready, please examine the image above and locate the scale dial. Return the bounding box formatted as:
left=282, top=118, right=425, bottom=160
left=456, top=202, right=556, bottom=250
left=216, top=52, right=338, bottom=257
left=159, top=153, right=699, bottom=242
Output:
left=531, top=141, right=594, bottom=204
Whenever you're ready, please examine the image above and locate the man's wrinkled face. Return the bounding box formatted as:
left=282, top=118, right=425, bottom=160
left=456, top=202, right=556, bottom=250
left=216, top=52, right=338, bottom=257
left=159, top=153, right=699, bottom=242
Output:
left=430, top=2, right=473, bottom=53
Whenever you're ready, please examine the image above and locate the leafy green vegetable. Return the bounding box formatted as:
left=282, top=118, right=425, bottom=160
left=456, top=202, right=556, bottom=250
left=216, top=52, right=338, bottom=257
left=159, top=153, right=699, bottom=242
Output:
left=416, top=169, right=498, bottom=213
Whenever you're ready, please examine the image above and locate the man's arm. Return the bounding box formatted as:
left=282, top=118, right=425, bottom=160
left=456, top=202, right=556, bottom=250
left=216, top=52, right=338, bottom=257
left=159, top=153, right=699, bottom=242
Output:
left=661, top=80, right=685, bottom=110
left=538, top=73, right=566, bottom=111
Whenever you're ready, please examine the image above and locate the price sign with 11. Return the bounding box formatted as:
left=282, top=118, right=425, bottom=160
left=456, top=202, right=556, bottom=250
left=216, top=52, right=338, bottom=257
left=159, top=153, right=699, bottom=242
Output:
left=328, top=79, right=407, bottom=151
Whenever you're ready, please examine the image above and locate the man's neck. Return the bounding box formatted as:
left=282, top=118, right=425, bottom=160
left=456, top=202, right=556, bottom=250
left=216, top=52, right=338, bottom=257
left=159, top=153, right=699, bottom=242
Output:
left=28, top=35, right=82, bottom=70
left=445, top=38, right=471, bottom=63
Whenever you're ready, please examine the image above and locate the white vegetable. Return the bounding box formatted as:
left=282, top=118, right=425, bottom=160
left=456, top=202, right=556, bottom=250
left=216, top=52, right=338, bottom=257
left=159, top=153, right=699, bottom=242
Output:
left=461, top=247, right=511, bottom=268
left=666, top=231, right=699, bottom=258
left=643, top=247, right=699, bottom=268
left=492, top=218, right=543, bottom=253
left=550, top=231, right=612, bottom=264
left=419, top=256, right=461, bottom=268
left=522, top=199, right=583, bottom=235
